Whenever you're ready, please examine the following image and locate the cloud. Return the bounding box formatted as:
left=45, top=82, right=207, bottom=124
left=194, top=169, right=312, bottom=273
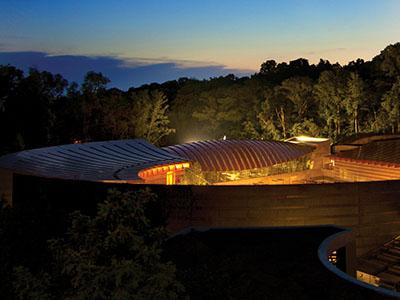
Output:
left=0, top=51, right=252, bottom=90
left=119, top=56, right=224, bottom=69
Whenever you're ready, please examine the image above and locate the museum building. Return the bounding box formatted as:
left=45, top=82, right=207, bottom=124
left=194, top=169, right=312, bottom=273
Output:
left=2, top=135, right=400, bottom=295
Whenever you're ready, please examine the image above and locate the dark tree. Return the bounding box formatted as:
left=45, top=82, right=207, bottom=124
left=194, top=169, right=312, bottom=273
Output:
left=13, top=189, right=184, bottom=300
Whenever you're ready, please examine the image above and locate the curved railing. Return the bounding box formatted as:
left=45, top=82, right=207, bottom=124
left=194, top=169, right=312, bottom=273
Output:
left=318, top=228, right=400, bottom=298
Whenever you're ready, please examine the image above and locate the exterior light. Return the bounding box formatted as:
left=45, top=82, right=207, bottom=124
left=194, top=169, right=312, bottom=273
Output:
left=287, top=136, right=330, bottom=143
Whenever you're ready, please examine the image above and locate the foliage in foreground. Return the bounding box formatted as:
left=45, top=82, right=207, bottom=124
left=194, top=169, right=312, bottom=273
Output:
left=12, top=189, right=184, bottom=300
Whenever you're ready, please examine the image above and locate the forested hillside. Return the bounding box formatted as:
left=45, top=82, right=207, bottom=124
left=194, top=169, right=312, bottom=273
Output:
left=1, top=43, right=400, bottom=155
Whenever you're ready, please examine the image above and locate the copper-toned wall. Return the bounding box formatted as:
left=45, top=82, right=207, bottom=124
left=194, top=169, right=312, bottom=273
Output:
left=167, top=181, right=400, bottom=256
left=7, top=173, right=400, bottom=257
left=327, top=158, right=400, bottom=181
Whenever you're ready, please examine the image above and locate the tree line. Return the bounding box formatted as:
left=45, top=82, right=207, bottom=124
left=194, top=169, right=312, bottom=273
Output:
left=1, top=42, right=400, bottom=155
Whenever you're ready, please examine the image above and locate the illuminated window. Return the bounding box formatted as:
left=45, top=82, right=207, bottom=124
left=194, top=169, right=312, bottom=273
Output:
left=328, top=250, right=337, bottom=265
left=166, top=171, right=175, bottom=185
left=357, top=271, right=380, bottom=287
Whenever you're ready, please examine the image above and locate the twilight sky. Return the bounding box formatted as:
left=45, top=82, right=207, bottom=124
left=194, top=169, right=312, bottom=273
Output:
left=1, top=0, right=400, bottom=89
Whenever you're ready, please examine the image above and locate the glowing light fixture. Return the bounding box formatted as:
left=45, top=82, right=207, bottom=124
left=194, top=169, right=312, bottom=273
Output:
left=286, top=135, right=329, bottom=143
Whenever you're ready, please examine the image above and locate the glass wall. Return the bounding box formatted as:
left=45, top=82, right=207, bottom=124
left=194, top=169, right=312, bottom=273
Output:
left=180, top=155, right=312, bottom=185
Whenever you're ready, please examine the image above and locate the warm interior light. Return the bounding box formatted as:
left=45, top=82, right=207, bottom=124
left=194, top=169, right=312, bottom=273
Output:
left=138, top=162, right=190, bottom=180
left=166, top=171, right=175, bottom=185
left=328, top=250, right=338, bottom=265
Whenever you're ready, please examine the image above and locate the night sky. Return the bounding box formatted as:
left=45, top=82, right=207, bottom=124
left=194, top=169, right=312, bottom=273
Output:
left=1, top=0, right=399, bottom=89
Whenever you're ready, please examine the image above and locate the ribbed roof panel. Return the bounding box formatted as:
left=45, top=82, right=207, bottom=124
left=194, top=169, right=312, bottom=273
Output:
left=0, top=139, right=188, bottom=181
left=337, top=138, right=400, bottom=164
left=163, top=140, right=314, bottom=172
left=0, top=139, right=315, bottom=182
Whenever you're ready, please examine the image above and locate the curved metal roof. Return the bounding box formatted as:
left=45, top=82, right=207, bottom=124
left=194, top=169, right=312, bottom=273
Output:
left=163, top=140, right=314, bottom=172
left=0, top=139, right=188, bottom=181
left=0, top=139, right=315, bottom=182
left=337, top=138, right=400, bottom=164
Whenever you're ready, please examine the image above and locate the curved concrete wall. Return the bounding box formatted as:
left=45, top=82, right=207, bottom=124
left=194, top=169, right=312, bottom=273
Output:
left=6, top=173, right=400, bottom=257
left=318, top=229, right=400, bottom=298
left=167, top=180, right=400, bottom=256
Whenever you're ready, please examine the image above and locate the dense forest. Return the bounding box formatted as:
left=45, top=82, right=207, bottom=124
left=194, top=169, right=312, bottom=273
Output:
left=1, top=42, right=400, bottom=155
